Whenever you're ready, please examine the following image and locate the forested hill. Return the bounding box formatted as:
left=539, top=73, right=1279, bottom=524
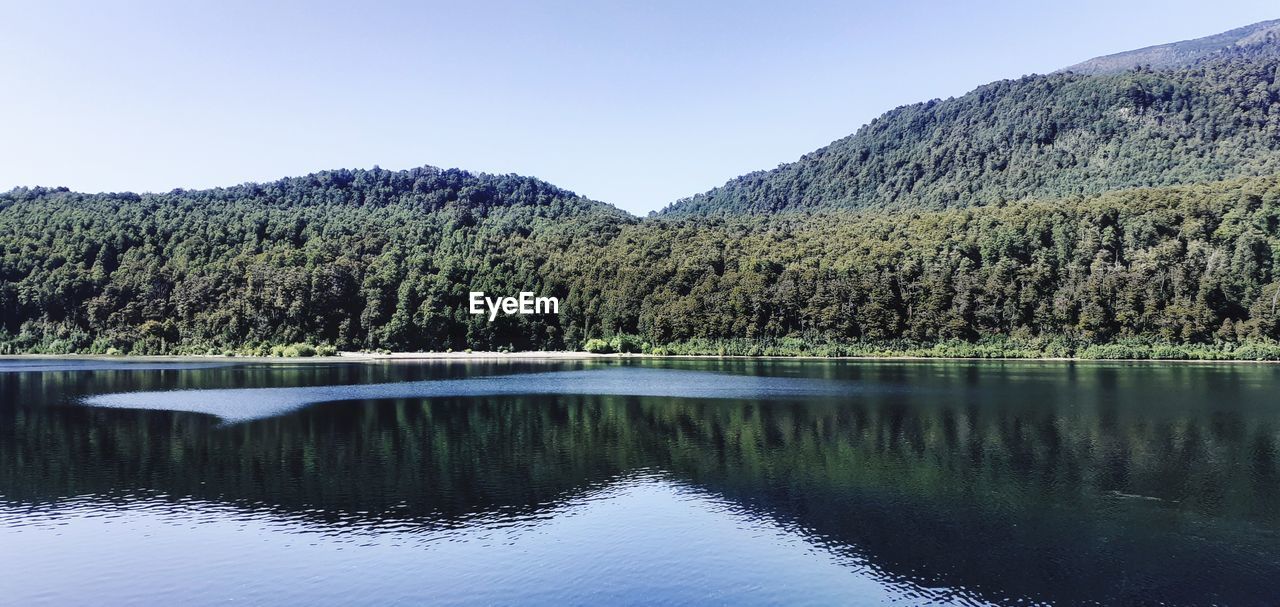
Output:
left=0, top=166, right=632, bottom=354
left=17, top=165, right=617, bottom=217
left=8, top=20, right=1280, bottom=357
left=4, top=170, right=1280, bottom=357
left=659, top=29, right=1280, bottom=216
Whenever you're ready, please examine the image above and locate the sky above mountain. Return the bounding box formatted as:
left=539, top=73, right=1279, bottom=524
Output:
left=2, top=0, right=1278, bottom=214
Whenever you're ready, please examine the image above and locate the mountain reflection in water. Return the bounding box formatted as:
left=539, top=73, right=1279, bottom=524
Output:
left=1, top=359, right=1279, bottom=605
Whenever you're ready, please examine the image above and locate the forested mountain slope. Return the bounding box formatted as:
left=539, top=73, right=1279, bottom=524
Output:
left=0, top=166, right=630, bottom=354
left=579, top=176, right=1280, bottom=353
left=661, top=34, right=1280, bottom=216
left=7, top=22, right=1280, bottom=357
left=4, top=170, right=1279, bottom=356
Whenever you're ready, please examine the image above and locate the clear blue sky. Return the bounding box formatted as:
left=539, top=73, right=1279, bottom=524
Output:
left=2, top=1, right=1277, bottom=214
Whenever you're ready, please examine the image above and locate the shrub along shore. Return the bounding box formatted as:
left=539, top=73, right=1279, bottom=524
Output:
left=583, top=334, right=1280, bottom=361
left=6, top=336, right=1280, bottom=361
left=111, top=336, right=1275, bottom=361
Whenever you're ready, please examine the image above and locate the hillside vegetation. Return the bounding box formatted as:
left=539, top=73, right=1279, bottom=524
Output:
left=4, top=171, right=1280, bottom=357
left=661, top=55, right=1280, bottom=215
left=9, top=22, right=1280, bottom=358
left=0, top=167, right=629, bottom=354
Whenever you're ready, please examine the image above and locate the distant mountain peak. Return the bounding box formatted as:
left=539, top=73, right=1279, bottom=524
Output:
left=1062, top=19, right=1280, bottom=75
left=657, top=18, right=1280, bottom=216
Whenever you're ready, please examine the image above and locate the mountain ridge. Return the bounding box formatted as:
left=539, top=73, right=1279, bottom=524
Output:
left=15, top=20, right=1280, bottom=220
left=659, top=19, right=1280, bottom=216
left=4, top=164, right=624, bottom=217
left=1062, top=19, right=1280, bottom=75
left=5, top=19, right=1280, bottom=356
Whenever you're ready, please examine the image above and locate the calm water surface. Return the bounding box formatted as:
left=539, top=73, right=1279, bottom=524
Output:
left=1, top=358, right=1279, bottom=605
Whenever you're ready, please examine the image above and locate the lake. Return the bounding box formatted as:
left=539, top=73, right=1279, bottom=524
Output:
left=1, top=358, right=1278, bottom=605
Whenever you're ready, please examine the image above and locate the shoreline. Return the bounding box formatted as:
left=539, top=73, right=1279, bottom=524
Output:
left=1, top=351, right=1278, bottom=364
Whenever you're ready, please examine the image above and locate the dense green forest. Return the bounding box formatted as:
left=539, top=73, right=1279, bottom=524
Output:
left=572, top=176, right=1280, bottom=358
left=8, top=24, right=1280, bottom=358
left=3, top=166, right=1280, bottom=357
left=660, top=55, right=1280, bottom=215
left=0, top=167, right=629, bottom=354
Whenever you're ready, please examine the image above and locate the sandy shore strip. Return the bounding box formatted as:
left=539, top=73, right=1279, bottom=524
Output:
left=0, top=351, right=617, bottom=364
left=1, top=351, right=1277, bottom=365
